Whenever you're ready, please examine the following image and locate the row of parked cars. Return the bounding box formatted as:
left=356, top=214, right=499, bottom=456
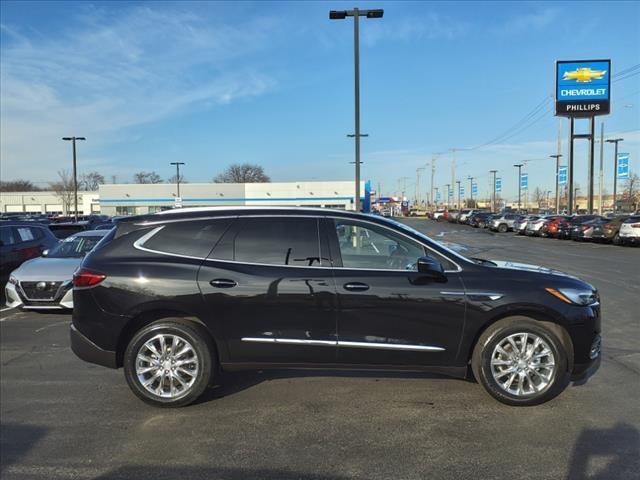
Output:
left=431, top=208, right=640, bottom=246
left=1, top=215, right=119, bottom=310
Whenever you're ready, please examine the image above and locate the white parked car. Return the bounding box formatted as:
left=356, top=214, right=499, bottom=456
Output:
left=619, top=215, right=640, bottom=246
left=5, top=230, right=109, bottom=310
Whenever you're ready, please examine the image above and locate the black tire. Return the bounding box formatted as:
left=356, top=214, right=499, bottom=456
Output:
left=123, top=319, right=215, bottom=407
left=498, top=224, right=508, bottom=233
left=612, top=233, right=621, bottom=245
left=471, top=317, right=570, bottom=406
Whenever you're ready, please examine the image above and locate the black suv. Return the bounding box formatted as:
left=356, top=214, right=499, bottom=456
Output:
left=71, top=208, right=601, bottom=407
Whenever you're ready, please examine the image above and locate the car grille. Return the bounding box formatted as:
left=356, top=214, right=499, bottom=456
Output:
left=20, top=281, right=63, bottom=301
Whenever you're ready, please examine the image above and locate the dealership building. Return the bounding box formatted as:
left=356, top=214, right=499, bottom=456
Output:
left=1, top=181, right=363, bottom=216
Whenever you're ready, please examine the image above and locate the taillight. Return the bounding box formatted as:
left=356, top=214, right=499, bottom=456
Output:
left=582, top=225, right=590, bottom=230
left=632, top=224, right=640, bottom=229
left=73, top=268, right=106, bottom=288
left=603, top=223, right=614, bottom=229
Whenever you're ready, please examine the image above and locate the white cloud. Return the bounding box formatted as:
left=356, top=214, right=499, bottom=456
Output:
left=363, top=13, right=469, bottom=47
left=0, top=6, right=279, bottom=181
left=492, top=7, right=561, bottom=36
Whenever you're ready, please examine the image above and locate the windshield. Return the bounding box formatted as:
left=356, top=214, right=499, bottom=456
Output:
left=47, top=235, right=103, bottom=258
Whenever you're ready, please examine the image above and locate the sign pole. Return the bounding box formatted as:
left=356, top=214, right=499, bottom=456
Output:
left=613, top=141, right=619, bottom=213
left=598, top=123, right=604, bottom=214
left=568, top=118, right=575, bottom=215
left=587, top=116, right=595, bottom=213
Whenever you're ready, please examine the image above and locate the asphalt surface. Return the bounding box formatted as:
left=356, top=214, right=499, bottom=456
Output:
left=1, top=218, right=639, bottom=480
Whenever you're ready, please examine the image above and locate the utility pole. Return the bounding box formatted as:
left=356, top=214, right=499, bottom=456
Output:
left=456, top=180, right=461, bottom=209
left=550, top=154, right=562, bottom=214
left=170, top=162, right=185, bottom=199
left=430, top=156, right=436, bottom=209
left=606, top=138, right=624, bottom=213
left=514, top=164, right=524, bottom=212
left=62, top=136, right=86, bottom=222
left=330, top=8, right=384, bottom=212
left=416, top=167, right=426, bottom=205
left=490, top=170, right=497, bottom=212
left=434, top=187, right=439, bottom=208
left=598, top=123, right=604, bottom=214
left=445, top=184, right=450, bottom=208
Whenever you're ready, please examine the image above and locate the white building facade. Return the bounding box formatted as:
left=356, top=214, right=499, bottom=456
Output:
left=0, top=191, right=100, bottom=215
left=98, top=181, right=362, bottom=216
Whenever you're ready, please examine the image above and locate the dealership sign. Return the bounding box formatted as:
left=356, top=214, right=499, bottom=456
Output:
left=556, top=60, right=610, bottom=117
left=471, top=183, right=478, bottom=196
left=617, top=153, right=629, bottom=179
left=495, top=178, right=502, bottom=193
left=558, top=166, right=568, bottom=185
left=520, top=173, right=528, bottom=190
left=459, top=186, right=465, bottom=196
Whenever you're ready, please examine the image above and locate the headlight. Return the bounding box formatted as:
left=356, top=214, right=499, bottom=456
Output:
left=8, top=275, right=18, bottom=285
left=545, top=287, right=598, bottom=306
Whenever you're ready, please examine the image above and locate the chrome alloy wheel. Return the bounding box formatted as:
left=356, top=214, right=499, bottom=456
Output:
left=136, top=334, right=199, bottom=399
left=490, top=333, right=556, bottom=396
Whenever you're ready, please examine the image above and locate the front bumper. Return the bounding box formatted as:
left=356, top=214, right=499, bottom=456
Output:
left=5, top=281, right=74, bottom=309
left=70, top=324, right=117, bottom=368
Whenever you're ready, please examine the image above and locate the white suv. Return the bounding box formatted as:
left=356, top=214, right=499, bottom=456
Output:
left=619, top=215, right=640, bottom=245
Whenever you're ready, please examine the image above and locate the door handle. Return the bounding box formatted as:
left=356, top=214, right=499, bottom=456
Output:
left=343, top=282, right=369, bottom=292
left=210, top=279, right=237, bottom=288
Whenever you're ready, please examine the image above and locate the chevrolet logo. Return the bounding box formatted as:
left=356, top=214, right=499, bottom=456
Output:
left=36, top=281, right=47, bottom=290
left=563, top=67, right=607, bottom=83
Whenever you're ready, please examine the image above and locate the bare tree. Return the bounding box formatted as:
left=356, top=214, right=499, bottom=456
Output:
left=532, top=187, right=546, bottom=208
left=133, top=171, right=163, bottom=184
left=0, top=180, right=42, bottom=192
left=168, top=174, right=187, bottom=184
left=49, top=170, right=75, bottom=214
left=79, top=171, right=105, bottom=191
left=621, top=173, right=639, bottom=208
left=213, top=163, right=270, bottom=183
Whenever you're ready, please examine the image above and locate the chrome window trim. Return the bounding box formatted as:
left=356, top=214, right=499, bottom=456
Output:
left=241, top=337, right=445, bottom=352
left=132, top=214, right=464, bottom=273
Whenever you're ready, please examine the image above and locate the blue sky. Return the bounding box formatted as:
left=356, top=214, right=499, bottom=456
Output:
left=1, top=0, right=639, bottom=201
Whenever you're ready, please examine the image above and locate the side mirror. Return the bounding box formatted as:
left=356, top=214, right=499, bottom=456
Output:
left=42, top=249, right=49, bottom=257
left=417, top=256, right=446, bottom=281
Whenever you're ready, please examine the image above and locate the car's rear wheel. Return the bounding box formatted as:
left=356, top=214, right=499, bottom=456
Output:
left=498, top=224, right=508, bottom=233
left=472, top=317, right=569, bottom=406
left=123, top=319, right=214, bottom=407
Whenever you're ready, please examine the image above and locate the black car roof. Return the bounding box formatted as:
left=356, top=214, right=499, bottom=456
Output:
left=0, top=221, right=50, bottom=227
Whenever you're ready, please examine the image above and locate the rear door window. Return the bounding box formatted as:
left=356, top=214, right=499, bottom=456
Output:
left=16, top=227, right=35, bottom=242
left=143, top=219, right=234, bottom=258
left=231, top=217, right=321, bottom=267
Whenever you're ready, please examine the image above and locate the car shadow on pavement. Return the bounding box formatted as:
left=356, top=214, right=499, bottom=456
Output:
left=566, top=422, right=639, bottom=480
left=0, top=423, right=47, bottom=474
left=197, top=369, right=472, bottom=405
left=94, top=466, right=350, bottom=480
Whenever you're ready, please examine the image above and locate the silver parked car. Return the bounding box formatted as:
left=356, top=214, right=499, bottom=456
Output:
left=514, top=215, right=539, bottom=235
left=5, top=230, right=109, bottom=310
left=489, top=213, right=521, bottom=233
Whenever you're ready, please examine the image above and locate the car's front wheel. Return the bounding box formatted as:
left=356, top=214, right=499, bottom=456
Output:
left=123, top=319, right=214, bottom=407
left=472, top=317, right=569, bottom=406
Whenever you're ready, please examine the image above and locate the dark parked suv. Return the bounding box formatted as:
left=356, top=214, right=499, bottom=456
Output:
left=71, top=208, right=601, bottom=407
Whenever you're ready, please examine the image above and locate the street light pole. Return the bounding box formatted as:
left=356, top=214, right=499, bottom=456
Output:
left=62, top=136, right=86, bottom=222
left=467, top=176, right=474, bottom=206
left=170, top=162, right=185, bottom=200
left=456, top=180, right=461, bottom=209
left=606, top=138, right=624, bottom=213
left=330, top=7, right=384, bottom=212
left=489, top=170, right=497, bottom=212
left=514, top=164, right=524, bottom=212
left=445, top=184, right=450, bottom=208
left=549, top=154, right=562, bottom=213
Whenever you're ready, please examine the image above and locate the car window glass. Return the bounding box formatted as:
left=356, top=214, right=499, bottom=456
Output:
left=30, top=227, right=44, bottom=240
left=16, top=227, right=35, bottom=242
left=232, top=217, right=320, bottom=266
left=334, top=220, right=429, bottom=271
left=143, top=219, right=234, bottom=258
left=0, top=226, right=16, bottom=246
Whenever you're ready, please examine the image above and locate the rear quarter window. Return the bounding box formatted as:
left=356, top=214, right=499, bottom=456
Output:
left=142, top=219, right=234, bottom=258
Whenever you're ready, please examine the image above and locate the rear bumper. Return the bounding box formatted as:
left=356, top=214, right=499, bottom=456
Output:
left=70, top=324, right=117, bottom=369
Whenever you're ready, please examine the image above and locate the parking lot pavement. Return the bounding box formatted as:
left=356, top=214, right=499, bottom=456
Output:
left=1, top=221, right=639, bottom=480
